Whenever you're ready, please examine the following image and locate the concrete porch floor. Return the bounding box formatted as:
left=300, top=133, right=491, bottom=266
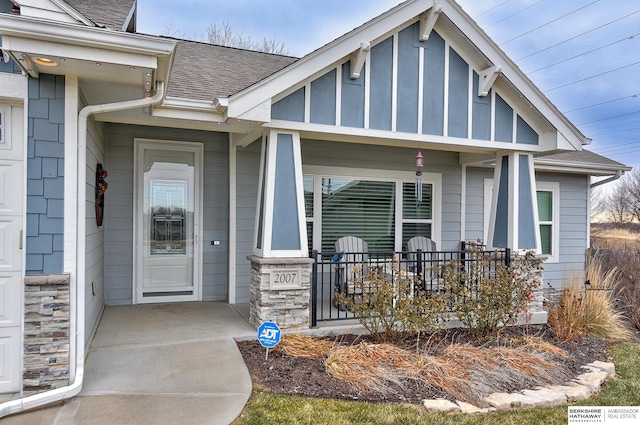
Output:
left=3, top=302, right=256, bottom=425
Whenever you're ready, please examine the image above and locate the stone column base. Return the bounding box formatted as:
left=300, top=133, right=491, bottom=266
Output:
left=23, top=274, right=71, bottom=395
left=247, top=256, right=314, bottom=330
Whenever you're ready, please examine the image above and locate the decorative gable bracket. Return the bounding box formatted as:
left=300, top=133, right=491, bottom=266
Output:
left=350, top=42, right=371, bottom=79
left=478, top=65, right=502, bottom=97
left=419, top=2, right=442, bottom=41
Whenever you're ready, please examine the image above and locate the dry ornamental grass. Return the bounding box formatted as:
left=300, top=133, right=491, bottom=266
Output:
left=277, top=335, right=573, bottom=406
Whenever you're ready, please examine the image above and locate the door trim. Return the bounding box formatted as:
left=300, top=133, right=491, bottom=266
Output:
left=133, top=139, right=203, bottom=304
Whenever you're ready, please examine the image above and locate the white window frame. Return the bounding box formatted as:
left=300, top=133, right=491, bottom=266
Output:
left=536, top=181, right=560, bottom=263
left=484, top=178, right=559, bottom=262
left=303, top=165, right=442, bottom=252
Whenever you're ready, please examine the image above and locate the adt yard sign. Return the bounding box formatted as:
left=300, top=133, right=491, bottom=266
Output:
left=258, top=321, right=281, bottom=348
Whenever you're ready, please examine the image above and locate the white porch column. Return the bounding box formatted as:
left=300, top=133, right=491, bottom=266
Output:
left=253, top=129, right=308, bottom=257
left=487, top=152, right=539, bottom=251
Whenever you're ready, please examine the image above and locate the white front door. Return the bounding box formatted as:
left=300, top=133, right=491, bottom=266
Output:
left=134, top=141, right=202, bottom=304
left=0, top=104, right=23, bottom=393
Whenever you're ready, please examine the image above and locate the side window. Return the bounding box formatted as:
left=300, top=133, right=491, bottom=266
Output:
left=537, top=191, right=553, bottom=255
left=536, top=182, right=559, bottom=262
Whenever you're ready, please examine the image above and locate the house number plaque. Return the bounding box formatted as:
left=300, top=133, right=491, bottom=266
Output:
left=269, top=267, right=302, bottom=290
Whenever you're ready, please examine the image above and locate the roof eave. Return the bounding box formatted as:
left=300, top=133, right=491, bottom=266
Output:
left=0, top=13, right=175, bottom=57
left=0, top=13, right=176, bottom=87
left=534, top=158, right=632, bottom=176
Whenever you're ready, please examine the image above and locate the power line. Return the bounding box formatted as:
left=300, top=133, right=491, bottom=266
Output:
left=591, top=145, right=640, bottom=157
left=564, top=93, right=640, bottom=113
left=592, top=140, right=640, bottom=154
left=474, top=0, right=512, bottom=19
left=546, top=60, right=640, bottom=92
left=577, top=109, right=640, bottom=126
left=515, top=9, right=640, bottom=61
left=500, top=0, right=599, bottom=46
left=589, top=125, right=640, bottom=138
left=584, top=118, right=640, bottom=132
left=527, top=33, right=640, bottom=74
left=485, top=0, right=546, bottom=29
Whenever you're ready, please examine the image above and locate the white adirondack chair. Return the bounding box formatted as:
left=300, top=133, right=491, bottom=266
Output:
left=407, top=236, right=439, bottom=284
left=333, top=236, right=368, bottom=310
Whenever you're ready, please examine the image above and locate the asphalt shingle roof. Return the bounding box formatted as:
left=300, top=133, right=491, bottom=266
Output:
left=65, top=0, right=135, bottom=31
left=537, top=150, right=630, bottom=170
left=165, top=38, right=298, bottom=101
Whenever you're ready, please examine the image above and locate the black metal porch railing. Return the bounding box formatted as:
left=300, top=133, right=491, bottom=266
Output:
left=310, top=242, right=511, bottom=327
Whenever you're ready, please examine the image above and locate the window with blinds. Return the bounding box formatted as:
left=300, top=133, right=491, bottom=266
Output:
left=320, top=178, right=395, bottom=252
left=303, top=174, right=436, bottom=254
left=537, top=190, right=553, bottom=255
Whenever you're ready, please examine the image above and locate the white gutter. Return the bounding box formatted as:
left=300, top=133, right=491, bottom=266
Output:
left=0, top=82, right=166, bottom=420
left=0, top=14, right=175, bottom=57
left=591, top=170, right=624, bottom=189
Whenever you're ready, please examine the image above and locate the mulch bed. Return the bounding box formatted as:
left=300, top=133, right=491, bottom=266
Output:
left=236, top=325, right=610, bottom=405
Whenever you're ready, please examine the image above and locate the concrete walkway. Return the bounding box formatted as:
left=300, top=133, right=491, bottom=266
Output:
left=3, top=302, right=256, bottom=425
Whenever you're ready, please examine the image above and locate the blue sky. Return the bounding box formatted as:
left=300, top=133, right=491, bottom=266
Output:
left=137, top=0, right=640, bottom=170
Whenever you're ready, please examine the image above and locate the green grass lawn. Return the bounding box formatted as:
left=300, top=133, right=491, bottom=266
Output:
left=233, top=343, right=640, bottom=425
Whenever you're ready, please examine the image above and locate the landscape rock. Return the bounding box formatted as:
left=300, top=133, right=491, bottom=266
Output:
left=484, top=392, right=537, bottom=410
left=546, top=384, right=593, bottom=402
left=520, top=388, right=567, bottom=407
left=586, top=361, right=616, bottom=378
left=455, top=400, right=493, bottom=414
left=574, top=371, right=609, bottom=392
left=423, top=398, right=460, bottom=413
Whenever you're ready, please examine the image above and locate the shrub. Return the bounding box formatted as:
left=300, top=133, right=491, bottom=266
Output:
left=336, top=256, right=447, bottom=342
left=547, top=278, right=586, bottom=341
left=442, top=244, right=542, bottom=338
left=585, top=257, right=633, bottom=340
left=590, top=247, right=640, bottom=331
left=548, top=257, right=633, bottom=341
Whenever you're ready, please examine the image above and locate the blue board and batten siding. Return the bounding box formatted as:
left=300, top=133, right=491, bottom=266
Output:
left=271, top=24, right=539, bottom=146
left=464, top=167, right=589, bottom=288
left=103, top=124, right=229, bottom=305
left=25, top=74, right=65, bottom=275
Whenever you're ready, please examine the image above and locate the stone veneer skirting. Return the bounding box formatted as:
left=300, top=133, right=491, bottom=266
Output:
left=23, top=274, right=71, bottom=395
left=248, top=256, right=314, bottom=330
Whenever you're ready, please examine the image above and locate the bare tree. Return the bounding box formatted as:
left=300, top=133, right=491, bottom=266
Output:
left=163, top=22, right=184, bottom=39
left=204, top=21, right=288, bottom=55
left=607, top=179, right=631, bottom=224
left=590, top=186, right=609, bottom=221
left=621, top=169, right=640, bottom=222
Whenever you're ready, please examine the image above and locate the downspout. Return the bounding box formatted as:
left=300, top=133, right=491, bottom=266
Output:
left=590, top=170, right=623, bottom=189
left=0, top=82, right=166, bottom=419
